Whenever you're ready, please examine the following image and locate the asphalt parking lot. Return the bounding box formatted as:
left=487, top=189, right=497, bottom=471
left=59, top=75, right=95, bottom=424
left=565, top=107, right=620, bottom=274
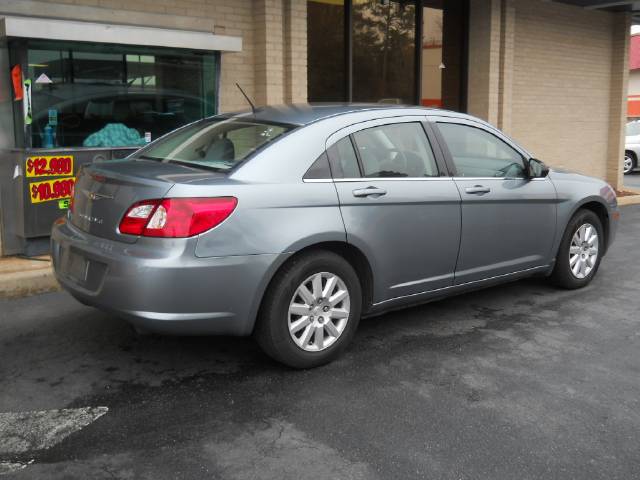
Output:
left=2, top=206, right=640, bottom=480
left=624, top=171, right=640, bottom=190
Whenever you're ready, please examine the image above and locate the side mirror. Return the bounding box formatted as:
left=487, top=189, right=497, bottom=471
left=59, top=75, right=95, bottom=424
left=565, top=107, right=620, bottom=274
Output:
left=527, top=158, right=549, bottom=178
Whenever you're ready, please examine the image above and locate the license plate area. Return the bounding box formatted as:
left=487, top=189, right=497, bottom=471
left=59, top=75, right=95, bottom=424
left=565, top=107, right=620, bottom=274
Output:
left=62, top=248, right=88, bottom=283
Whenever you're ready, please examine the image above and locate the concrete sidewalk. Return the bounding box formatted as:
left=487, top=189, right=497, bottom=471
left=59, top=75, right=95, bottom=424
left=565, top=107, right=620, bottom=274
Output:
left=0, top=255, right=59, bottom=299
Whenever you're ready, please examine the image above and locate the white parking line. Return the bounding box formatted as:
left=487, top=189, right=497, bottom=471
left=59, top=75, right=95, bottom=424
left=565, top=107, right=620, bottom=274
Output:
left=0, top=407, right=108, bottom=475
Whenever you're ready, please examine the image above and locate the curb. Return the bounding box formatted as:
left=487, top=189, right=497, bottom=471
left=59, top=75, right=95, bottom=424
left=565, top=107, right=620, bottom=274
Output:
left=618, top=195, right=640, bottom=206
left=0, top=266, right=60, bottom=300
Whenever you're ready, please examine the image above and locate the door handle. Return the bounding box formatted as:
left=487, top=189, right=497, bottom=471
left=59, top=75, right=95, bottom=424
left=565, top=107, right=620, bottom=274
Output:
left=352, top=186, right=387, bottom=198
left=465, top=185, right=491, bottom=195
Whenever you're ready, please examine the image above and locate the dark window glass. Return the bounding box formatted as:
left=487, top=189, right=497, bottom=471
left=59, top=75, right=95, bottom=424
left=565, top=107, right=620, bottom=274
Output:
left=304, top=152, right=332, bottom=179
left=353, top=0, right=416, bottom=104
left=352, top=123, right=438, bottom=178
left=307, top=0, right=346, bottom=102
left=328, top=137, right=361, bottom=178
left=24, top=40, right=217, bottom=148
left=135, top=119, right=294, bottom=172
left=437, top=123, right=526, bottom=178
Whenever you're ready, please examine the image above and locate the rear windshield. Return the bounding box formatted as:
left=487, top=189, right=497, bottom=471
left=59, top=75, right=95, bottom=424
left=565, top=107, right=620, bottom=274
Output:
left=133, top=117, right=296, bottom=171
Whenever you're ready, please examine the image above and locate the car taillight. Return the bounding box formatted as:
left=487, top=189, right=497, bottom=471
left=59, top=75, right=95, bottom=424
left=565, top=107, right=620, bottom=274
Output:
left=119, top=197, right=237, bottom=238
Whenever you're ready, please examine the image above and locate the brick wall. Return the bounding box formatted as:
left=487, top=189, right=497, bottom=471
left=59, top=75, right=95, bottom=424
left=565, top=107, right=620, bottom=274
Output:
left=16, top=0, right=308, bottom=112
left=468, top=0, right=629, bottom=188
left=510, top=0, right=626, bottom=185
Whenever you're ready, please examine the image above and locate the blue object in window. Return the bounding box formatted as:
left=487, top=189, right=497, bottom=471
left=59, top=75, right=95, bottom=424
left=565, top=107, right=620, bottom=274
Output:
left=83, top=123, right=147, bottom=148
left=43, top=124, right=54, bottom=148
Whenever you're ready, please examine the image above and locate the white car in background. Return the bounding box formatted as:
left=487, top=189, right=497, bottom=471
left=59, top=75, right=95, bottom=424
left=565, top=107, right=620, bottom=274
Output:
left=625, top=120, right=640, bottom=174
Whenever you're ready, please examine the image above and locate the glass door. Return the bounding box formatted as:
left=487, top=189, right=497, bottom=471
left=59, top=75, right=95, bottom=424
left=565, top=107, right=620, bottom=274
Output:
left=421, top=0, right=467, bottom=111
left=352, top=0, right=417, bottom=104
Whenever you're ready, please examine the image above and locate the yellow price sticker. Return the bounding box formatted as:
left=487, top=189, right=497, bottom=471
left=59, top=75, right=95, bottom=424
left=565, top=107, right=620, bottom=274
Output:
left=25, top=155, right=74, bottom=178
left=29, top=177, right=76, bottom=204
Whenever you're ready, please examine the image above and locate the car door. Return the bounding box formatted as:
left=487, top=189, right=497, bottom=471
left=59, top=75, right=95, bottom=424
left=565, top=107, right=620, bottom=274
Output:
left=327, top=117, right=462, bottom=303
left=430, top=117, right=557, bottom=285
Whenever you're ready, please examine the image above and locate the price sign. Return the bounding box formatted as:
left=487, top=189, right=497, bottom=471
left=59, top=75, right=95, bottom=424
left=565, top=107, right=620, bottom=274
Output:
left=25, top=155, right=74, bottom=178
left=29, top=177, right=76, bottom=204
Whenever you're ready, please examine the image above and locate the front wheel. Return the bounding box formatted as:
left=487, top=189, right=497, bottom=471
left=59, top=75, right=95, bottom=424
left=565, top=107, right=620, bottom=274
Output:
left=255, top=250, right=362, bottom=368
left=549, top=209, right=603, bottom=289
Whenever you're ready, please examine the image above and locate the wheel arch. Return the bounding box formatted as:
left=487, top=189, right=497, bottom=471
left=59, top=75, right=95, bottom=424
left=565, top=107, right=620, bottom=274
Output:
left=571, top=199, right=611, bottom=254
left=625, top=149, right=637, bottom=161
left=249, top=241, right=375, bottom=335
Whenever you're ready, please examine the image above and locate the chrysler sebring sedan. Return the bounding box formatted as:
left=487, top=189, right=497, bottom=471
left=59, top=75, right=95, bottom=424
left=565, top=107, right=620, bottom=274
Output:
left=52, top=104, right=619, bottom=368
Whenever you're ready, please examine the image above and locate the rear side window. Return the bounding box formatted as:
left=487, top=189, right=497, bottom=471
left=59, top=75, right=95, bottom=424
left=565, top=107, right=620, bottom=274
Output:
left=437, top=123, right=526, bottom=178
left=328, top=137, right=361, bottom=178
left=352, top=123, right=439, bottom=178
left=304, top=152, right=332, bottom=180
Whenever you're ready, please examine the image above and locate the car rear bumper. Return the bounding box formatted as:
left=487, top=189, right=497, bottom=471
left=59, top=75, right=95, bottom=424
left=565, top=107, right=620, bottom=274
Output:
left=51, top=217, right=287, bottom=336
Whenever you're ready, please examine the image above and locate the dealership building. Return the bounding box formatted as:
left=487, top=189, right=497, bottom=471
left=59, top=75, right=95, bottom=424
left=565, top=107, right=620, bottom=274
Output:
left=0, top=0, right=635, bottom=255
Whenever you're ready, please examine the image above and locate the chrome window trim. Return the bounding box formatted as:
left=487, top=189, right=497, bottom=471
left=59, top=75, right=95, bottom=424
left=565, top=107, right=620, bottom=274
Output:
left=303, top=177, right=452, bottom=183
left=452, top=176, right=548, bottom=181
left=304, top=176, right=548, bottom=183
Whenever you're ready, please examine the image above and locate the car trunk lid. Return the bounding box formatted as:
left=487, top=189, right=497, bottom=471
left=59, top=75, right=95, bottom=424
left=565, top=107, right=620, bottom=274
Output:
left=70, top=159, right=221, bottom=243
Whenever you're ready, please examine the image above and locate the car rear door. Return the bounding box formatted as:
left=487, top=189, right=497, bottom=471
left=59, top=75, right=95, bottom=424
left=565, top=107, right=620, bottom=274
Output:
left=429, top=116, right=557, bottom=285
left=326, top=117, right=462, bottom=303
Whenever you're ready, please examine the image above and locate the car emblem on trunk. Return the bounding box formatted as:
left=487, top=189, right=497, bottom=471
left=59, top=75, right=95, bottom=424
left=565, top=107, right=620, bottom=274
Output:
left=83, top=190, right=113, bottom=201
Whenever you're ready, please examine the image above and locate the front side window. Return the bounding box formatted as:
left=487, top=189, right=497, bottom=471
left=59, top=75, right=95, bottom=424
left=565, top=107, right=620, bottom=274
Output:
left=134, top=118, right=295, bottom=172
left=19, top=39, right=218, bottom=149
left=437, top=123, right=526, bottom=178
left=352, top=123, right=439, bottom=178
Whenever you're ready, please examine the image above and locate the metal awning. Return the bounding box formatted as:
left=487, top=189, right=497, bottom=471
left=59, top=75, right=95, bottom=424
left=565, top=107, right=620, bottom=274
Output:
left=552, top=1, right=640, bottom=23
left=0, top=16, right=242, bottom=52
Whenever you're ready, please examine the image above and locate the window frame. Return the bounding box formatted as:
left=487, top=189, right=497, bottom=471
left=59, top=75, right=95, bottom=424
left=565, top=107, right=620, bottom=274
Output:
left=429, top=117, right=532, bottom=179
left=324, top=117, right=449, bottom=181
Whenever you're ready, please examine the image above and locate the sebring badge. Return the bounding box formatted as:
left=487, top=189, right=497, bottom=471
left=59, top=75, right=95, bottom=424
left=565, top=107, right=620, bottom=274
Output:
left=77, top=212, right=103, bottom=225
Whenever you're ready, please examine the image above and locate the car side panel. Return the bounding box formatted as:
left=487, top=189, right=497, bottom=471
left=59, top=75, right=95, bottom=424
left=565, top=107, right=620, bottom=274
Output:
left=547, top=170, right=619, bottom=258
left=184, top=181, right=346, bottom=258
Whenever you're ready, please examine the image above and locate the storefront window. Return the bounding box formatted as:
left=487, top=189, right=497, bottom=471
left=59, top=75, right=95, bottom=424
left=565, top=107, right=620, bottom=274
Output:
left=307, top=0, right=467, bottom=110
left=352, top=0, right=416, bottom=104
left=17, top=40, right=218, bottom=149
left=307, top=0, right=346, bottom=102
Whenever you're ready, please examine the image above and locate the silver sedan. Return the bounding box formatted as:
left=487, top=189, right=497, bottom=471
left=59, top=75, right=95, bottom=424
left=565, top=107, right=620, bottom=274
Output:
left=52, top=105, right=619, bottom=368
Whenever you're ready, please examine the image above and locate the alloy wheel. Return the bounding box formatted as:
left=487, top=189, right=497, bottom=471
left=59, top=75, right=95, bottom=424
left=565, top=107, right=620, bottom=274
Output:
left=569, top=223, right=599, bottom=279
left=288, top=272, right=350, bottom=352
left=624, top=154, right=634, bottom=174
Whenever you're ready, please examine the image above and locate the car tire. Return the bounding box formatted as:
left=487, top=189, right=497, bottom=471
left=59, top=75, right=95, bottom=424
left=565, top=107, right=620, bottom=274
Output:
left=549, top=209, right=604, bottom=289
left=254, top=250, right=362, bottom=369
left=624, top=151, right=636, bottom=175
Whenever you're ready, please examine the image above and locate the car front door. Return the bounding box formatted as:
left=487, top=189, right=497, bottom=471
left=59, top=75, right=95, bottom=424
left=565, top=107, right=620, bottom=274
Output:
left=430, top=117, right=557, bottom=285
left=327, top=118, right=462, bottom=303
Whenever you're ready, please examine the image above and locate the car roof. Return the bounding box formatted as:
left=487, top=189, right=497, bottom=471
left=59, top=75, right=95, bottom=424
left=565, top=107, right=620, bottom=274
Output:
left=222, top=103, right=452, bottom=126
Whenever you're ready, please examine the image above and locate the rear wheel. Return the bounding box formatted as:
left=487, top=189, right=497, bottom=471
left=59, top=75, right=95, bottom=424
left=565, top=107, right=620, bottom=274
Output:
left=549, top=209, right=603, bottom=289
left=624, top=151, right=636, bottom=175
left=254, top=250, right=362, bottom=368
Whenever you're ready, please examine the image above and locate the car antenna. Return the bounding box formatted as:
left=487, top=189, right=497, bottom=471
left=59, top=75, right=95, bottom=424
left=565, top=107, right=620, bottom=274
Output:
left=236, top=83, right=257, bottom=115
